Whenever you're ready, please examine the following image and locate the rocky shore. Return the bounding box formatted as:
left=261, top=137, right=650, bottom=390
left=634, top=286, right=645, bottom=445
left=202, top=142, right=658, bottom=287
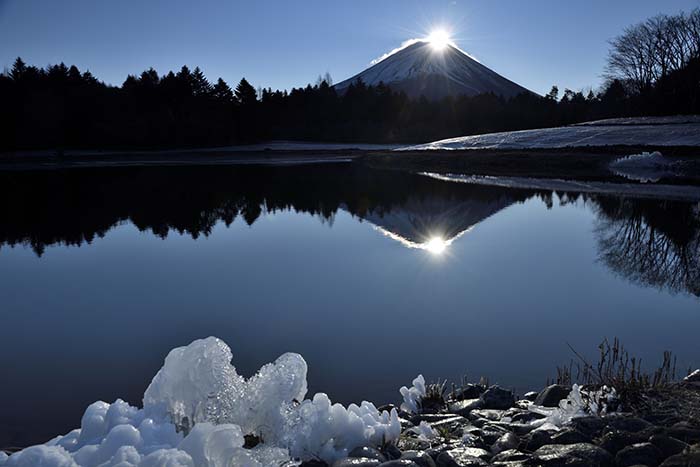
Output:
left=306, top=371, right=700, bottom=467
left=2, top=338, right=697, bottom=467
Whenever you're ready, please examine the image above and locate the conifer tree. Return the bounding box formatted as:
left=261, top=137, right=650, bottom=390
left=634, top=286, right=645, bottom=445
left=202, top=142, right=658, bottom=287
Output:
left=234, top=78, right=257, bottom=106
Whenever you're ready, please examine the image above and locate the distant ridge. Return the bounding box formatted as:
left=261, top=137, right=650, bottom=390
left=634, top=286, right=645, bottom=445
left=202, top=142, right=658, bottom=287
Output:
left=334, top=40, right=532, bottom=100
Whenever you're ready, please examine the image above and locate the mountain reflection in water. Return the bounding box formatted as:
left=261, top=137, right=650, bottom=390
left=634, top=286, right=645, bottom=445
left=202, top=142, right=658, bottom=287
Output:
left=0, top=164, right=698, bottom=297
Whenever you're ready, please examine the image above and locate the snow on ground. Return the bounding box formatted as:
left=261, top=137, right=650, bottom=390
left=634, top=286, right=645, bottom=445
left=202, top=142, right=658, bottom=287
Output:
left=574, top=115, right=700, bottom=126
left=608, top=151, right=684, bottom=182
left=400, top=116, right=700, bottom=150
left=421, top=173, right=700, bottom=202
left=1, top=337, right=401, bottom=467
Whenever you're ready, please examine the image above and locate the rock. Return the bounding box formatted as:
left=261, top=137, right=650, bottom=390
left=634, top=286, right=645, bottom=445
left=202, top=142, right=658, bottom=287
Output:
left=521, top=429, right=553, bottom=451
left=523, top=391, right=538, bottom=402
left=666, top=424, right=700, bottom=444
left=378, top=461, right=420, bottom=467
left=570, top=416, right=608, bottom=438
left=301, top=461, right=329, bottom=467
left=448, top=399, right=483, bottom=416
left=435, top=449, right=488, bottom=467
left=349, top=447, right=388, bottom=462
left=533, top=443, right=614, bottom=466
left=451, top=448, right=490, bottom=460
left=491, top=449, right=531, bottom=463
left=550, top=428, right=591, bottom=445
left=415, top=414, right=467, bottom=424
left=491, top=433, right=520, bottom=454
left=470, top=409, right=507, bottom=421
left=606, top=417, right=654, bottom=433
left=682, top=369, right=700, bottom=387
left=599, top=431, right=648, bottom=454
left=649, top=434, right=689, bottom=458
left=382, top=445, right=403, bottom=460
left=533, top=385, right=571, bottom=407
left=615, top=442, right=663, bottom=467
left=400, top=450, right=437, bottom=467
left=333, top=459, right=382, bottom=467
left=454, top=384, right=486, bottom=400
left=480, top=428, right=509, bottom=446
left=660, top=443, right=700, bottom=466
left=427, top=415, right=470, bottom=433
left=491, top=421, right=534, bottom=436
left=479, top=386, right=515, bottom=410
left=511, top=411, right=543, bottom=424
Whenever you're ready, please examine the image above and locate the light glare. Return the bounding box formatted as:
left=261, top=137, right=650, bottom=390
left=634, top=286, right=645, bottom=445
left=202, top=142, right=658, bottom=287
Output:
left=425, top=237, right=447, bottom=254
left=426, top=29, right=451, bottom=51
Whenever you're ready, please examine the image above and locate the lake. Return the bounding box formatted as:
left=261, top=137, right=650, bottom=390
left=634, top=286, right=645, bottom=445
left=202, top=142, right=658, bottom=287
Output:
left=0, top=163, right=698, bottom=448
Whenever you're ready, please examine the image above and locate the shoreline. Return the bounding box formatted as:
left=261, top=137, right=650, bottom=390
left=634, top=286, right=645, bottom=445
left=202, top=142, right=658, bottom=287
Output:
left=2, top=146, right=700, bottom=203
left=3, top=375, right=699, bottom=466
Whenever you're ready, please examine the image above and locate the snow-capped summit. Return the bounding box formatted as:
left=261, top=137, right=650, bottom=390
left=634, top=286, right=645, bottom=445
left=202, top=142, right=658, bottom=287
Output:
left=334, top=40, right=532, bottom=100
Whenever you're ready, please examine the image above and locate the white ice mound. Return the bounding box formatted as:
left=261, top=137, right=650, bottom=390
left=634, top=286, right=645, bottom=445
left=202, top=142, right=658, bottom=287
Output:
left=3, top=337, right=401, bottom=466
left=609, top=151, right=678, bottom=183
left=143, top=336, right=308, bottom=441
left=399, top=374, right=426, bottom=413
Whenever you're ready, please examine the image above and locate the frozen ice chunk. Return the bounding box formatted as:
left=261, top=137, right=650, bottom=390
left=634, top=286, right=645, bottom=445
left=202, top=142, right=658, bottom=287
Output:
left=3, top=445, right=78, bottom=467
left=242, top=446, right=291, bottom=467
left=400, top=374, right=426, bottom=413
left=409, top=421, right=438, bottom=441
left=138, top=448, right=193, bottom=467
left=78, top=401, right=112, bottom=446
left=237, top=352, right=308, bottom=440
left=144, top=337, right=308, bottom=442
left=529, top=384, right=618, bottom=430
left=6, top=337, right=403, bottom=466
left=137, top=418, right=183, bottom=454
left=100, top=445, right=141, bottom=466
left=95, top=424, right=143, bottom=465
left=144, top=337, right=245, bottom=430
left=284, top=393, right=401, bottom=462
left=177, top=423, right=243, bottom=467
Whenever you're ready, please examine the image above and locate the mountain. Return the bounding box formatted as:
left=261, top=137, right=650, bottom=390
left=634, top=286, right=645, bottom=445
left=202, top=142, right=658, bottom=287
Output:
left=353, top=189, right=523, bottom=252
left=334, top=40, right=532, bottom=100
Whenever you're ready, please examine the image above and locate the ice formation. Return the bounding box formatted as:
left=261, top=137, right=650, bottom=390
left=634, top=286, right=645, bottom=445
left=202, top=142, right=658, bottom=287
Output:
left=1, top=337, right=401, bottom=467
left=399, top=374, right=426, bottom=413
left=409, top=422, right=438, bottom=441
left=608, top=151, right=679, bottom=182
left=528, top=384, right=618, bottom=431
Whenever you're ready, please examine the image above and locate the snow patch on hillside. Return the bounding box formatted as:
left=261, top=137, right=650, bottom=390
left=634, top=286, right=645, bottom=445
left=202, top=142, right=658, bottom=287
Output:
left=401, top=118, right=700, bottom=150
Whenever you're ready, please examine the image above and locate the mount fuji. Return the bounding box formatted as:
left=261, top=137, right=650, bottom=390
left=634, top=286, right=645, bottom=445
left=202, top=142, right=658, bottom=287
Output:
left=334, top=40, right=532, bottom=100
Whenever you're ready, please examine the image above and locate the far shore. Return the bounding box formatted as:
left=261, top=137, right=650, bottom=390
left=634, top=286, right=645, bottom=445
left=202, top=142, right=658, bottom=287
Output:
left=2, top=144, right=699, bottom=178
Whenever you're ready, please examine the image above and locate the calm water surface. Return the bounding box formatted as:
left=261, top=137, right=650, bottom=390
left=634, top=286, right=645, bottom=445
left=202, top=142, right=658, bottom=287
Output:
left=0, top=164, right=698, bottom=446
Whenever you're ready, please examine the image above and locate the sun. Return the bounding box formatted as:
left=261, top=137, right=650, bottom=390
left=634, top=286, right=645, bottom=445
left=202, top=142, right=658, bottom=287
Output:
left=426, top=29, right=451, bottom=51
left=424, top=236, right=447, bottom=254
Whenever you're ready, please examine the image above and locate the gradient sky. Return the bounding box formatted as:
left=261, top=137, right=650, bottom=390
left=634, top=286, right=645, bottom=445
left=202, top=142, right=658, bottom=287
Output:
left=1, top=0, right=698, bottom=95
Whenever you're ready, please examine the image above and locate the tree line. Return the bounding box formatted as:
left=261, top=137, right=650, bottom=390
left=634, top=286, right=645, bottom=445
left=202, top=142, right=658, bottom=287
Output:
left=1, top=8, right=698, bottom=151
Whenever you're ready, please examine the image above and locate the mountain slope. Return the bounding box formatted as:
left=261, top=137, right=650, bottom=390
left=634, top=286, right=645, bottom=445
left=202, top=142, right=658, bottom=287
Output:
left=334, top=41, right=532, bottom=100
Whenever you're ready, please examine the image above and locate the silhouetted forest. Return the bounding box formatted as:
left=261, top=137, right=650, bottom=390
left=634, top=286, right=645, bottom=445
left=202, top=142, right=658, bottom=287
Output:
left=0, top=165, right=697, bottom=296
left=1, top=8, right=698, bottom=151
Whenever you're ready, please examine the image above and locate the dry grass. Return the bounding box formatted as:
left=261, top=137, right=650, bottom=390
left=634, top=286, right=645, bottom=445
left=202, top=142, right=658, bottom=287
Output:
left=551, top=338, right=683, bottom=396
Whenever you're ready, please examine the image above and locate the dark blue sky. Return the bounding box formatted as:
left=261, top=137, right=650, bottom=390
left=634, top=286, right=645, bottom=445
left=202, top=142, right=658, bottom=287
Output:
left=1, top=0, right=697, bottom=95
